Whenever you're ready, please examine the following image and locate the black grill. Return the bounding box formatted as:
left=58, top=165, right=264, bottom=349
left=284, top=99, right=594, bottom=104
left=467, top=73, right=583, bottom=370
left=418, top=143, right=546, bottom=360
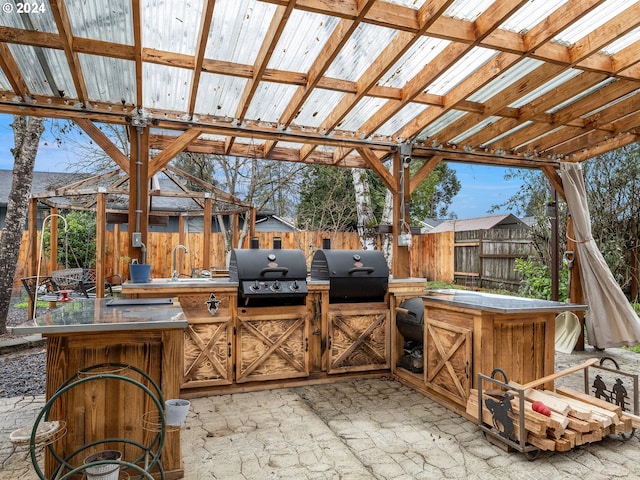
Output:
left=395, top=297, right=424, bottom=342
left=310, top=249, right=389, bottom=303
left=229, top=248, right=308, bottom=307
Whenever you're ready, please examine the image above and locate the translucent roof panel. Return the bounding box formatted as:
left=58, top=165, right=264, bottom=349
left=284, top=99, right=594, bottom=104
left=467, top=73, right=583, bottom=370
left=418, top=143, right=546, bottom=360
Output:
left=467, top=58, right=543, bottom=103
left=245, top=82, right=300, bottom=123
left=142, top=0, right=204, bottom=55
left=500, top=0, right=568, bottom=34
left=604, top=26, right=640, bottom=54
left=205, top=0, right=278, bottom=65
left=67, top=0, right=133, bottom=45
left=267, top=10, right=339, bottom=74
left=194, top=73, right=247, bottom=118
left=553, top=1, right=631, bottom=46
left=444, top=0, right=495, bottom=21
left=509, top=69, right=582, bottom=108
left=546, top=78, right=617, bottom=114
left=8, top=45, right=76, bottom=97
left=0, top=69, right=10, bottom=91
left=78, top=54, right=135, bottom=104
left=450, top=116, right=500, bottom=144
left=337, top=96, right=389, bottom=132
left=377, top=103, right=429, bottom=137
left=415, top=110, right=466, bottom=140
left=384, top=0, right=429, bottom=8
left=0, top=3, right=57, bottom=32
left=483, top=121, right=534, bottom=147
left=143, top=63, right=192, bottom=112
left=425, top=47, right=497, bottom=96
left=325, top=23, right=398, bottom=82
left=295, top=89, right=347, bottom=129
left=378, top=37, right=450, bottom=88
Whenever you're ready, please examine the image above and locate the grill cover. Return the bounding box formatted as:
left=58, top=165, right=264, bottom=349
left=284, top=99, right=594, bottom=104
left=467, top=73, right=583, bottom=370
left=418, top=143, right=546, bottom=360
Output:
left=229, top=249, right=308, bottom=304
left=310, top=249, right=389, bottom=303
left=395, top=297, right=424, bottom=342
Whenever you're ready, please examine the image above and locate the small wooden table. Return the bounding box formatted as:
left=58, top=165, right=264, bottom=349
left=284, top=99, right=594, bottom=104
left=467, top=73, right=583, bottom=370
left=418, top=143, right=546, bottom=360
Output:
left=11, top=297, right=188, bottom=479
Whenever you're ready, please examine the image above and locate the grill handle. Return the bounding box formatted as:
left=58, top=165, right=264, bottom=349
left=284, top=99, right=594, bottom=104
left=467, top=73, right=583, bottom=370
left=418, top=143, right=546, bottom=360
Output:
left=259, top=266, right=289, bottom=276
left=347, top=266, right=374, bottom=274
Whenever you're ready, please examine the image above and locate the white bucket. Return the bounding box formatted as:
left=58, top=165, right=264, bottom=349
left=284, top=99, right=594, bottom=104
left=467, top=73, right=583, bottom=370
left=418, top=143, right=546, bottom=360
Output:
left=165, top=399, right=191, bottom=426
left=84, top=450, right=122, bottom=480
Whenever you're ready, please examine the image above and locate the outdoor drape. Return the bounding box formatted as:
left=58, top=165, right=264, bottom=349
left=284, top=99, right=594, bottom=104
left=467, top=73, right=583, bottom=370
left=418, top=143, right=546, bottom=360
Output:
left=559, top=162, right=640, bottom=348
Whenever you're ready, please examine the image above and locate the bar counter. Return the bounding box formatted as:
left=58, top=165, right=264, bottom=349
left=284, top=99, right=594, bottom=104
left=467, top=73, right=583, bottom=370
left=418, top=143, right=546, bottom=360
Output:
left=10, top=297, right=188, bottom=479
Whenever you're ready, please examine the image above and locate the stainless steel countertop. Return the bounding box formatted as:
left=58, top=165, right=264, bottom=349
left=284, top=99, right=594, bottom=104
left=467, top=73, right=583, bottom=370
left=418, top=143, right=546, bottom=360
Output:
left=10, top=297, right=187, bottom=335
left=422, top=289, right=588, bottom=314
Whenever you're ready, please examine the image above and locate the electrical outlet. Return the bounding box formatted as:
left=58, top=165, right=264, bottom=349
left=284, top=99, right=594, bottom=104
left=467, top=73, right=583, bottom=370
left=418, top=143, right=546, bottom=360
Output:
left=132, top=232, right=142, bottom=247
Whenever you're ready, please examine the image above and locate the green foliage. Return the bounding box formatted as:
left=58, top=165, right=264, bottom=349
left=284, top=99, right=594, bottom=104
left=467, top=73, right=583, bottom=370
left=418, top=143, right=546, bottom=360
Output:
left=409, top=162, right=461, bottom=221
left=514, top=257, right=568, bottom=301
left=43, top=211, right=97, bottom=268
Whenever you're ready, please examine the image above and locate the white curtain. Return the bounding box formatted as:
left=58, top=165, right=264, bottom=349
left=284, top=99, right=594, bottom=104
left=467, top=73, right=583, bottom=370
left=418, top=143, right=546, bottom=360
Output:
left=559, top=162, right=640, bottom=348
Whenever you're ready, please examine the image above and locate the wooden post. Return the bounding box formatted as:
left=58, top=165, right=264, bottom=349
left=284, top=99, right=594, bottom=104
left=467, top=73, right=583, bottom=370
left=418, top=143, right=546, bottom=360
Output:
left=566, top=215, right=586, bottom=350
left=96, top=192, right=106, bottom=298
left=49, top=207, right=58, bottom=271
left=203, top=196, right=212, bottom=270
left=128, top=124, right=150, bottom=264
left=392, top=152, right=410, bottom=278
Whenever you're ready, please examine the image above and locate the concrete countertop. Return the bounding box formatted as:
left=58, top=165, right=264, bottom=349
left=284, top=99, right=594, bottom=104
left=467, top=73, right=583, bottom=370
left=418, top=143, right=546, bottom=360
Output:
left=422, top=289, right=588, bottom=314
left=9, top=297, right=187, bottom=335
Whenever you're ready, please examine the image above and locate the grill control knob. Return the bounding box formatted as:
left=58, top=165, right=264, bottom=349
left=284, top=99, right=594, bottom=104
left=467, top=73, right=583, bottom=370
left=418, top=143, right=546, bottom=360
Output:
left=250, top=280, right=261, bottom=291
left=291, top=280, right=299, bottom=291
left=271, top=280, right=281, bottom=291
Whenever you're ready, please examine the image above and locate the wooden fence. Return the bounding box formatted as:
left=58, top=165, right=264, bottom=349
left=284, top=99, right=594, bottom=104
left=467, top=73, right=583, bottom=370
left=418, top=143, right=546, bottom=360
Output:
left=453, top=228, right=533, bottom=291
left=8, top=229, right=458, bottom=294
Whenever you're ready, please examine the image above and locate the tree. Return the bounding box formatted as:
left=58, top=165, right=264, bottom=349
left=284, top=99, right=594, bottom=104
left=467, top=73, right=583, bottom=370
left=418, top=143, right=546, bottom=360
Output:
left=409, top=161, right=461, bottom=221
left=0, top=116, right=45, bottom=333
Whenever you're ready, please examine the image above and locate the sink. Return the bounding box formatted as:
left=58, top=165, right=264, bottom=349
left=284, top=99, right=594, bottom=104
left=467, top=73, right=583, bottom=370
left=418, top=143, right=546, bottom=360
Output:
left=153, top=277, right=220, bottom=284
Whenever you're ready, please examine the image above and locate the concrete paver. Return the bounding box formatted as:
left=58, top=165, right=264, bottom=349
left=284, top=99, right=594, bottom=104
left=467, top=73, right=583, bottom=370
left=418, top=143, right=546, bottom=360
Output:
left=1, top=346, right=639, bottom=479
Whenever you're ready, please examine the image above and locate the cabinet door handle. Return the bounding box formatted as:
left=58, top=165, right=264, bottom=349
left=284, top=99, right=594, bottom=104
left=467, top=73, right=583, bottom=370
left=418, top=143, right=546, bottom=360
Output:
left=227, top=342, right=232, bottom=357
left=305, top=338, right=309, bottom=352
left=464, top=361, right=469, bottom=379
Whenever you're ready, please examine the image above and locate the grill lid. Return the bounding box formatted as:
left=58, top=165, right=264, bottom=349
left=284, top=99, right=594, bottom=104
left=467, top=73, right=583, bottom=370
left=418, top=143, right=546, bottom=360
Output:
left=229, top=249, right=308, bottom=299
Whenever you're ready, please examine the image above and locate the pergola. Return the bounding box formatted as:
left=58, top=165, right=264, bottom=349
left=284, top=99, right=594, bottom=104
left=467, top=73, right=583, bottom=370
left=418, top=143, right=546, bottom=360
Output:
left=2, top=0, right=640, bottom=289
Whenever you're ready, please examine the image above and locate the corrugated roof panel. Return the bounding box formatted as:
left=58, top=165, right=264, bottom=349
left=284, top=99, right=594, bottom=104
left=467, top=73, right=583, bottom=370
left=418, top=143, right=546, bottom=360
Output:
left=268, top=10, right=339, bottom=73
left=580, top=89, right=640, bottom=118
left=425, top=47, right=496, bottom=96
left=206, top=0, right=277, bottom=64
left=378, top=36, right=450, bottom=88
left=325, top=23, right=398, bottom=82
left=245, top=82, right=299, bottom=123
left=444, top=0, right=494, bottom=21
left=194, top=73, right=247, bottom=118
left=0, top=69, right=10, bottom=91
left=546, top=78, right=617, bottom=113
left=0, top=3, right=57, bottom=32
left=500, top=0, right=568, bottom=34
left=7, top=44, right=77, bottom=97
left=415, top=110, right=466, bottom=140
left=338, top=96, right=388, bottom=132
left=450, top=116, right=500, bottom=144
left=377, top=103, right=429, bottom=137
left=467, top=57, right=543, bottom=103
left=142, top=0, right=203, bottom=55
left=482, top=121, right=534, bottom=147
left=67, top=0, right=133, bottom=45
left=509, top=69, right=582, bottom=108
left=78, top=54, right=135, bottom=104
left=295, top=89, right=346, bottom=129
left=603, top=25, right=640, bottom=54
left=553, top=0, right=631, bottom=46
left=384, top=0, right=429, bottom=8
left=143, top=63, right=192, bottom=112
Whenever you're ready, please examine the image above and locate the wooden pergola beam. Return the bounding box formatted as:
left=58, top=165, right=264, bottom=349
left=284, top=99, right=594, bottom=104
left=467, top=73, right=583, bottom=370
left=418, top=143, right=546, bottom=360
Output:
left=148, top=129, right=203, bottom=177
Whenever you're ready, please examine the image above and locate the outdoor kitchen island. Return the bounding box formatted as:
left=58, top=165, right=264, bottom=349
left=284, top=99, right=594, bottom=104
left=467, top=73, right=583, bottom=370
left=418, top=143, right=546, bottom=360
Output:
left=393, top=290, right=588, bottom=417
left=122, top=255, right=427, bottom=396
left=10, top=297, right=188, bottom=479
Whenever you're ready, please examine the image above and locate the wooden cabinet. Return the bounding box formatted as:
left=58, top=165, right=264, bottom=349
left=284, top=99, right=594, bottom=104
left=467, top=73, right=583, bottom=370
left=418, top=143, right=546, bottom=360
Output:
left=236, top=305, right=309, bottom=383
left=180, top=294, right=234, bottom=388
left=327, top=303, right=390, bottom=374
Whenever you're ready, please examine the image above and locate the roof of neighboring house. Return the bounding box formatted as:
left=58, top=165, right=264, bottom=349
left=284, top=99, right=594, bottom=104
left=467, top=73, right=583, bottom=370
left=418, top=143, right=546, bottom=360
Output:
left=0, top=170, right=88, bottom=206
left=427, top=214, right=528, bottom=233
left=255, top=211, right=297, bottom=232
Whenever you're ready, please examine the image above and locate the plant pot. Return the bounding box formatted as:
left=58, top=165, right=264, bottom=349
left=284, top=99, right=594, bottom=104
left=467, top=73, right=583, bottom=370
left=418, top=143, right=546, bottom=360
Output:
left=129, top=263, right=151, bottom=283
left=84, top=450, right=122, bottom=480
left=165, top=399, right=191, bottom=426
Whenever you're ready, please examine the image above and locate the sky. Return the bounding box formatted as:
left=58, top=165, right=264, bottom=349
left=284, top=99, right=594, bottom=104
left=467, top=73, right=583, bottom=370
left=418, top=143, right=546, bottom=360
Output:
left=0, top=114, right=522, bottom=219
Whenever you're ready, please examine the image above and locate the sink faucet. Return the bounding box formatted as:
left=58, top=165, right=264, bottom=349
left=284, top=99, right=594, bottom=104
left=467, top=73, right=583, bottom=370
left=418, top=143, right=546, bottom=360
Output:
left=171, top=245, right=188, bottom=281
